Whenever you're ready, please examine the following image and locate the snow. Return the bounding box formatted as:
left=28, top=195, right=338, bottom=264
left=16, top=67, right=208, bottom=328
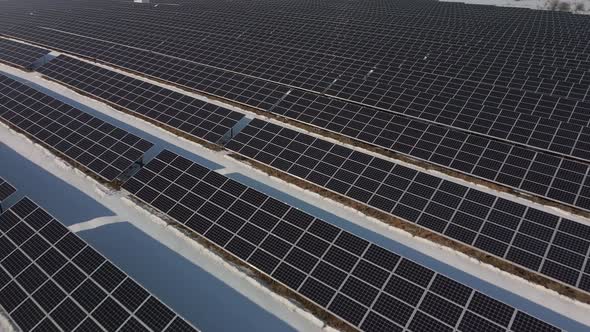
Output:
left=0, top=308, right=15, bottom=332
left=441, top=0, right=590, bottom=12
left=1, top=60, right=590, bottom=331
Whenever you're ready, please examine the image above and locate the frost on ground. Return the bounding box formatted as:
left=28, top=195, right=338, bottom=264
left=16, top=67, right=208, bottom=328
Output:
left=440, top=0, right=590, bottom=13
left=1, top=62, right=590, bottom=331
left=0, top=310, right=16, bottom=332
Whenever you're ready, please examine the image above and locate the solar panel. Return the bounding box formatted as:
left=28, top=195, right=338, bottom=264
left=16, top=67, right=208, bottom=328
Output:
left=3, top=3, right=589, bottom=137
left=0, top=38, right=49, bottom=70
left=4, top=24, right=112, bottom=59
left=0, top=27, right=292, bottom=114
left=0, top=197, right=198, bottom=332
left=95, top=44, right=291, bottom=112
left=25, top=37, right=590, bottom=211
left=323, top=80, right=590, bottom=163
left=269, top=90, right=590, bottom=211
left=122, top=149, right=561, bottom=332
left=48, top=16, right=590, bottom=164
left=328, top=73, right=590, bottom=127
left=2, top=1, right=589, bottom=111
left=226, top=119, right=590, bottom=293
left=37, top=55, right=246, bottom=144
left=10, top=5, right=589, bottom=112
left=0, top=177, right=16, bottom=204
left=0, top=73, right=154, bottom=182
left=6, top=25, right=588, bottom=211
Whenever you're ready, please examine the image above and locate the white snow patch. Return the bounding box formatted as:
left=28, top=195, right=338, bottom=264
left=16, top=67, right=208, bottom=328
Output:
left=440, top=0, right=590, bottom=13
left=0, top=312, right=16, bottom=332
left=68, top=216, right=125, bottom=232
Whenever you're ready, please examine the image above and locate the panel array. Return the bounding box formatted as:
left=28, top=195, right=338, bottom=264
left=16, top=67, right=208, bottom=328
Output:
left=4, top=24, right=113, bottom=59
left=0, top=197, right=198, bottom=332
left=0, top=177, right=16, bottom=203
left=0, top=74, right=153, bottom=182
left=0, top=2, right=589, bottom=210
left=7, top=2, right=589, bottom=113
left=9, top=22, right=590, bottom=211
left=226, top=119, right=590, bottom=293
left=270, top=90, right=590, bottom=211
left=96, top=45, right=291, bottom=112
left=328, top=73, right=590, bottom=127
left=2, top=27, right=290, bottom=116
left=38, top=55, right=246, bottom=144
left=123, top=149, right=561, bottom=332
left=10, top=25, right=589, bottom=212
left=324, top=78, right=590, bottom=162
left=0, top=38, right=49, bottom=70
left=2, top=3, right=589, bottom=165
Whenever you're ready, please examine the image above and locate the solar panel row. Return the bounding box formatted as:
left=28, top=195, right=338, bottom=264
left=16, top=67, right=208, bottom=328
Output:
left=0, top=177, right=16, bottom=204
left=0, top=2, right=584, bottom=331
left=97, top=45, right=292, bottom=111
left=226, top=119, right=590, bottom=293
left=0, top=73, right=154, bottom=182
left=9, top=22, right=589, bottom=212
left=31, top=52, right=590, bottom=304
left=156, top=32, right=590, bottom=104
left=24, top=45, right=590, bottom=211
left=0, top=197, right=198, bottom=332
left=0, top=38, right=49, bottom=70
left=322, top=78, right=590, bottom=162
left=5, top=3, right=589, bottom=128
left=12, top=6, right=590, bottom=112
left=6, top=24, right=112, bottom=59
left=25, top=5, right=590, bottom=108
left=327, top=73, right=590, bottom=127
left=37, top=55, right=246, bottom=144
left=122, top=149, right=561, bottom=332
left=70, top=16, right=588, bottom=154
left=270, top=90, right=590, bottom=211
left=9, top=28, right=287, bottom=121
left=11, top=20, right=589, bottom=165
left=1, top=2, right=588, bottom=87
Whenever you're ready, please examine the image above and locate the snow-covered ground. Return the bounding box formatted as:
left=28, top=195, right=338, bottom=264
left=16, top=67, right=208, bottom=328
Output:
left=441, top=0, right=590, bottom=12
left=1, top=59, right=590, bottom=331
